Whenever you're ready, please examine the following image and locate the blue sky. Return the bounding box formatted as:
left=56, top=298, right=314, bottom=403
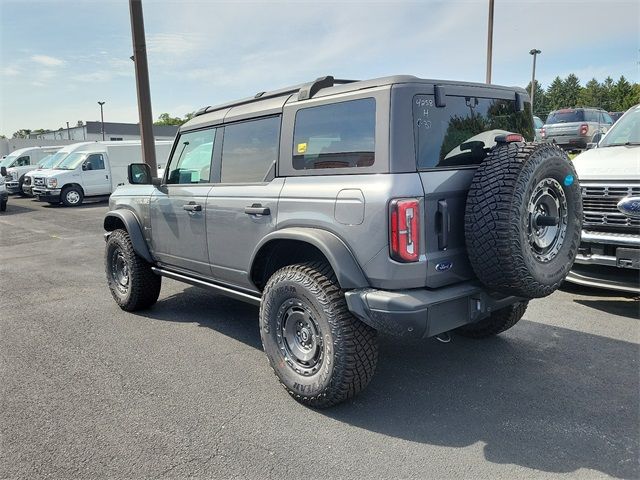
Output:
left=1, top=0, right=638, bottom=136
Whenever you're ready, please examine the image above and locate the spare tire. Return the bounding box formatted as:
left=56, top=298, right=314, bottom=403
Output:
left=465, top=142, right=582, bottom=298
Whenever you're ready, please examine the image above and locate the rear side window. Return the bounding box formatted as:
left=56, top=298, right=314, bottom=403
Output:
left=167, top=128, right=215, bottom=184
left=413, top=95, right=534, bottom=169
left=221, top=116, right=280, bottom=183
left=546, top=109, right=585, bottom=124
left=293, top=98, right=375, bottom=170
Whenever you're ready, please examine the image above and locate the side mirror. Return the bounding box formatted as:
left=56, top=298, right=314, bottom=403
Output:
left=0, top=166, right=6, bottom=177
left=586, top=143, right=597, bottom=150
left=591, top=132, right=603, bottom=145
left=128, top=163, right=152, bottom=185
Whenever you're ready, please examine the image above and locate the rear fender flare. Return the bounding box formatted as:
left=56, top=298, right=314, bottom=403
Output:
left=250, top=227, right=369, bottom=289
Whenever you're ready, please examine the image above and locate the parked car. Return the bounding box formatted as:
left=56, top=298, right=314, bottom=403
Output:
left=609, top=111, right=625, bottom=123
left=533, top=115, right=544, bottom=141
left=0, top=168, right=7, bottom=211
left=542, top=107, right=613, bottom=150
left=103, top=75, right=582, bottom=407
left=566, top=104, right=640, bottom=293
left=32, top=141, right=172, bottom=206
left=1, top=146, right=62, bottom=194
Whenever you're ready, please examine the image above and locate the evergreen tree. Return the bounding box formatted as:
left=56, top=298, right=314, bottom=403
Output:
left=578, top=78, right=602, bottom=107
left=601, top=77, right=615, bottom=111
left=613, top=76, right=634, bottom=111
left=563, top=74, right=581, bottom=108
left=525, top=80, right=547, bottom=117
left=546, top=76, right=565, bottom=110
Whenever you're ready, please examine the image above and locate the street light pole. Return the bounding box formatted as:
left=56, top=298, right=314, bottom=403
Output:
left=129, top=0, right=157, bottom=175
left=485, top=0, right=494, bottom=84
left=98, top=101, right=106, bottom=141
left=529, top=49, right=541, bottom=114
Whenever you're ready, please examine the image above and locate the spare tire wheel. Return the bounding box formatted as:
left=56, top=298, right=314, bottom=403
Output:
left=465, top=142, right=582, bottom=299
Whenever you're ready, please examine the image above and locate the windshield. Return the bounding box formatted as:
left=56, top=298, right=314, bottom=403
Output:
left=0, top=154, right=18, bottom=168
left=414, top=95, right=534, bottom=169
left=599, top=107, right=640, bottom=147
left=546, top=109, right=584, bottom=124
left=56, top=152, right=87, bottom=170
left=41, top=151, right=70, bottom=169
left=37, top=155, right=53, bottom=168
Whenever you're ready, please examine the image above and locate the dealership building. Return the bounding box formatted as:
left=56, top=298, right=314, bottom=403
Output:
left=29, top=121, right=178, bottom=142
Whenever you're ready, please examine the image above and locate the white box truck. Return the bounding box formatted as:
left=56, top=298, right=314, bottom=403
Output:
left=1, top=146, right=63, bottom=194
left=32, top=141, right=173, bottom=206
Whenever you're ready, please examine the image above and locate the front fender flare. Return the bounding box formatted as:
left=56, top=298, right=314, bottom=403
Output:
left=104, top=209, right=153, bottom=263
left=251, top=227, right=369, bottom=289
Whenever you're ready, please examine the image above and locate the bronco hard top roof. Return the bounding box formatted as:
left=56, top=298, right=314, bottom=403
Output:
left=183, top=75, right=528, bottom=131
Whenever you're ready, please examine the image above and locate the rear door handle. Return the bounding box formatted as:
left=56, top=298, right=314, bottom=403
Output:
left=437, top=199, right=449, bottom=250
left=244, top=204, right=270, bottom=216
left=183, top=203, right=202, bottom=212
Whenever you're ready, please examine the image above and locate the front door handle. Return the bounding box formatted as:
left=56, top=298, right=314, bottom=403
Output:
left=244, top=204, right=270, bottom=216
left=183, top=203, right=202, bottom=212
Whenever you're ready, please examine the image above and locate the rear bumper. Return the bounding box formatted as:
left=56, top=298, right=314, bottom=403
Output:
left=547, top=136, right=587, bottom=149
left=344, top=282, right=522, bottom=338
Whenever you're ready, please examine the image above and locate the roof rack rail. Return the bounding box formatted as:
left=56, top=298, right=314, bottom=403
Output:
left=193, top=75, right=358, bottom=118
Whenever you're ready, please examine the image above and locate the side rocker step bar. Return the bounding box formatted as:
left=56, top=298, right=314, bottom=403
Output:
left=151, top=267, right=262, bottom=306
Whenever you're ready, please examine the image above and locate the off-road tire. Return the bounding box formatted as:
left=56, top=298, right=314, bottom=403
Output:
left=0, top=200, right=6, bottom=212
left=61, top=185, right=84, bottom=207
left=465, top=142, right=582, bottom=298
left=260, top=262, right=378, bottom=408
left=456, top=301, right=529, bottom=338
left=105, top=229, right=161, bottom=311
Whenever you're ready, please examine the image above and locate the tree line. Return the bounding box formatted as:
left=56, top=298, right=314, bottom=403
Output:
left=526, top=74, right=639, bottom=120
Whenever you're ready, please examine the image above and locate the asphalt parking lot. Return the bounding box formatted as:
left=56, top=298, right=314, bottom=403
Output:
left=1, top=196, right=638, bottom=479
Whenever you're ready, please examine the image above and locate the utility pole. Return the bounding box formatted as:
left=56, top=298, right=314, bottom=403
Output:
left=485, top=0, right=494, bottom=84
left=129, top=0, right=157, bottom=175
left=529, top=49, right=541, bottom=114
left=98, top=101, right=106, bottom=140
left=66, top=121, right=71, bottom=140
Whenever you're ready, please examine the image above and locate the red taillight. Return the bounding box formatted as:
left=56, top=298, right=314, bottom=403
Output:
left=579, top=123, right=588, bottom=136
left=495, top=133, right=524, bottom=143
left=390, top=198, right=420, bottom=262
left=541, top=128, right=546, bottom=138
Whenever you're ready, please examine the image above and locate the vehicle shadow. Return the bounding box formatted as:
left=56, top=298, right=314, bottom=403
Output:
left=140, top=286, right=639, bottom=479
left=560, top=282, right=639, bottom=320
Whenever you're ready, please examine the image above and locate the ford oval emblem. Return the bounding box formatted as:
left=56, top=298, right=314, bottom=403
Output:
left=617, top=196, right=640, bottom=219
left=435, top=261, right=453, bottom=272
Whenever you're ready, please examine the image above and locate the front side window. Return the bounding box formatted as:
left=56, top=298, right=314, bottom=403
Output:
left=84, top=154, right=105, bottom=170
left=293, top=98, right=375, bottom=170
left=414, top=95, right=534, bottom=169
left=167, top=128, right=216, bottom=184
left=220, top=116, right=280, bottom=183
left=16, top=156, right=30, bottom=167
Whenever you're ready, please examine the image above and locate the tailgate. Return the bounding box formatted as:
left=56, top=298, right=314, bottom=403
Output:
left=420, top=169, right=475, bottom=288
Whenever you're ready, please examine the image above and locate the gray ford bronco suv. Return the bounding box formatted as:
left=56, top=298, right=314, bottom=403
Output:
left=104, top=75, right=582, bottom=407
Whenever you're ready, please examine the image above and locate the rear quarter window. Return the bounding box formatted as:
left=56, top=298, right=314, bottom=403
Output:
left=292, top=98, right=375, bottom=170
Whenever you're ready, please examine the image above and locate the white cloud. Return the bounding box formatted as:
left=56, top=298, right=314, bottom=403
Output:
left=2, top=66, right=21, bottom=76
left=30, top=54, right=65, bottom=67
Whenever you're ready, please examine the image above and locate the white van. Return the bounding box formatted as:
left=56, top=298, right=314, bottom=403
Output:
left=22, top=143, right=93, bottom=196
left=32, top=141, right=172, bottom=206
left=1, top=146, right=63, bottom=194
